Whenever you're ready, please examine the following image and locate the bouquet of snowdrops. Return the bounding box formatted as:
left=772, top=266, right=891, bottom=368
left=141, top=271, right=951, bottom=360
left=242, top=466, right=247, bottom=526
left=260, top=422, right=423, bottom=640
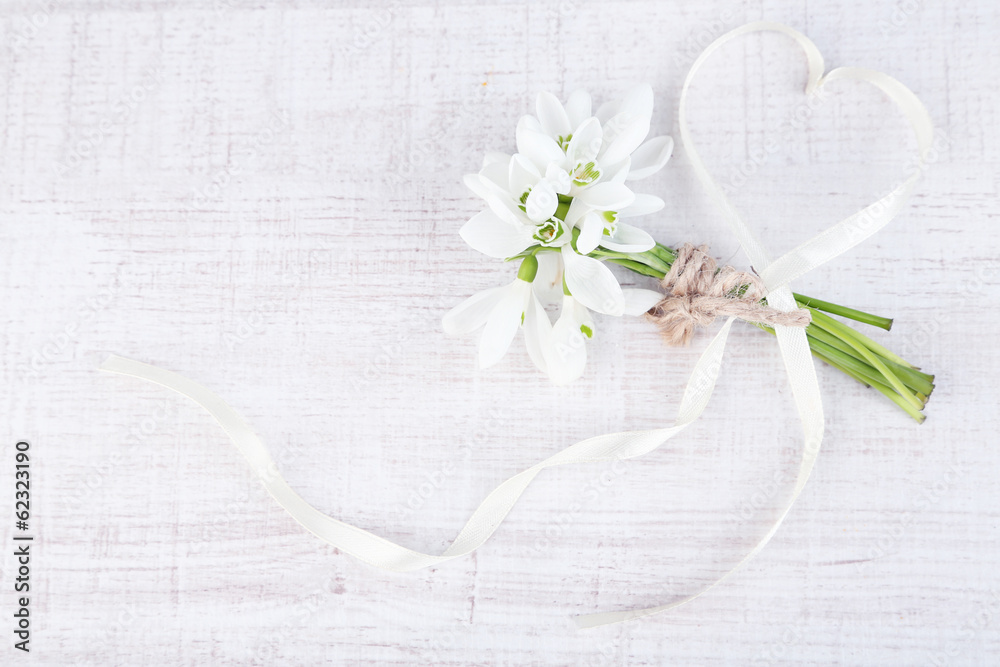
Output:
left=443, top=85, right=933, bottom=422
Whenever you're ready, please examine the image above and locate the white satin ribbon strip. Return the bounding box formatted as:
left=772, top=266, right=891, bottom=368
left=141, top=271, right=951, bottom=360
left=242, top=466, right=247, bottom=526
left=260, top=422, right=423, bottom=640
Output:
left=100, top=21, right=932, bottom=629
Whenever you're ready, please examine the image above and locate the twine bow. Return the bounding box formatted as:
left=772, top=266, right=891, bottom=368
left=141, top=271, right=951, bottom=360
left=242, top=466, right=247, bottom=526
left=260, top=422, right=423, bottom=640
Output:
left=648, top=243, right=811, bottom=346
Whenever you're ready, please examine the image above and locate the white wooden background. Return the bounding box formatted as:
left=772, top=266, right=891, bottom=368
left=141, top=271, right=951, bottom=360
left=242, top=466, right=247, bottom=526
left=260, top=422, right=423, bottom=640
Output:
left=2, top=0, right=998, bottom=664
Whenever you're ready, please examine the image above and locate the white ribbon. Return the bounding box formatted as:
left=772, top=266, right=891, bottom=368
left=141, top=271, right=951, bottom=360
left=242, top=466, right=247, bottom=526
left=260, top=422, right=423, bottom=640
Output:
left=100, top=22, right=932, bottom=629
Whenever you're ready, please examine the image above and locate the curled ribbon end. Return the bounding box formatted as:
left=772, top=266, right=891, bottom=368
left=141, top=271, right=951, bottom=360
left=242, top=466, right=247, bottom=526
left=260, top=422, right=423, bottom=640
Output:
left=100, top=354, right=134, bottom=374
left=572, top=609, right=646, bottom=630
left=571, top=613, right=612, bottom=630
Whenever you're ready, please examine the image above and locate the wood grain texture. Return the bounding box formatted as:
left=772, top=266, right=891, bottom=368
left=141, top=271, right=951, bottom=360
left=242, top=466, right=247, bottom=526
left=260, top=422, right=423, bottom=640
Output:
left=1, top=0, right=998, bottom=664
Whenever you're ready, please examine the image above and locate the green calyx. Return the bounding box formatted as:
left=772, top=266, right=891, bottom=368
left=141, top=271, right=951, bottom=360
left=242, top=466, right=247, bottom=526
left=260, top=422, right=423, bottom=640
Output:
left=517, top=254, right=539, bottom=282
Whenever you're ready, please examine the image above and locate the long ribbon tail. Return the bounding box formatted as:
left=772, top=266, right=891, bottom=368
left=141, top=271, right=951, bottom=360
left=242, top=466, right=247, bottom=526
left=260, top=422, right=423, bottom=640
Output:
left=99, top=319, right=733, bottom=577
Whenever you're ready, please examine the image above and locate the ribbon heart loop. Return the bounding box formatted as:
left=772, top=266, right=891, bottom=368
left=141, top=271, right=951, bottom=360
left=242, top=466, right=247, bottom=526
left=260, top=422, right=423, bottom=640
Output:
left=679, top=22, right=933, bottom=297
left=758, top=65, right=934, bottom=292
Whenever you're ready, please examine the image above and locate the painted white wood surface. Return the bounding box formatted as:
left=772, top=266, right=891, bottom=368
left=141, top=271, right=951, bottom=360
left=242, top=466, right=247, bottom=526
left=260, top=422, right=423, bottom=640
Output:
left=2, top=0, right=998, bottom=664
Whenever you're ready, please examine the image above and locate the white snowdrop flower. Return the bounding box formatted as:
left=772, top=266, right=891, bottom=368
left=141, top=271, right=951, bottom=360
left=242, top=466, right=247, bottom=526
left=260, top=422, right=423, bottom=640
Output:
left=546, top=287, right=665, bottom=385
left=441, top=255, right=552, bottom=373
left=461, top=85, right=673, bottom=262
left=448, top=84, right=675, bottom=383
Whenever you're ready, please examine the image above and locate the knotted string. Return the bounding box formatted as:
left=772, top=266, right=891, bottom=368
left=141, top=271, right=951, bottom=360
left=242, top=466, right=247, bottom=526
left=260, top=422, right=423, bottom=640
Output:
left=648, top=243, right=811, bottom=346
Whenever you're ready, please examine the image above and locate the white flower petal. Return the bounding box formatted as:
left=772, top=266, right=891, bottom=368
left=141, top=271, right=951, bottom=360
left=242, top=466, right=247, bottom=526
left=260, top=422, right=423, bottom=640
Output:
left=570, top=296, right=594, bottom=330
left=566, top=117, right=603, bottom=164
left=516, top=116, right=566, bottom=171
left=564, top=196, right=590, bottom=226
left=483, top=190, right=527, bottom=225
left=471, top=167, right=529, bottom=225
left=545, top=294, right=593, bottom=385
left=569, top=296, right=594, bottom=333
left=544, top=225, right=573, bottom=248
left=531, top=252, right=562, bottom=288
left=464, top=173, right=493, bottom=200
left=618, top=83, right=654, bottom=123
left=602, top=157, right=631, bottom=185
left=536, top=91, right=572, bottom=139
left=460, top=210, right=536, bottom=258
left=442, top=285, right=506, bottom=336
left=532, top=251, right=563, bottom=300
left=576, top=183, right=635, bottom=211
left=509, top=154, right=541, bottom=198
left=599, top=222, right=656, bottom=253
left=523, top=293, right=553, bottom=376
left=479, top=281, right=530, bottom=368
left=601, top=115, right=651, bottom=165
left=565, top=89, right=592, bottom=129
left=519, top=114, right=543, bottom=133
left=544, top=163, right=572, bottom=195
left=481, top=156, right=511, bottom=192
left=626, top=136, right=674, bottom=180
left=483, top=151, right=510, bottom=168
left=619, top=194, right=665, bottom=218
left=622, top=288, right=663, bottom=316
left=546, top=314, right=588, bottom=385
left=561, top=246, right=624, bottom=316
left=576, top=212, right=604, bottom=254
left=524, top=179, right=559, bottom=223
left=595, top=99, right=620, bottom=124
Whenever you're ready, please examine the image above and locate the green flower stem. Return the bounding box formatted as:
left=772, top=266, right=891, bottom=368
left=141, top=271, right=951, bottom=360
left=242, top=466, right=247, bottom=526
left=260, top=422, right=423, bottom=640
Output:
left=591, top=249, right=671, bottom=274
left=809, top=343, right=928, bottom=423
left=757, top=323, right=927, bottom=423
left=807, top=306, right=927, bottom=377
left=812, top=346, right=876, bottom=388
left=806, top=333, right=923, bottom=404
left=878, top=357, right=935, bottom=397
left=805, top=334, right=890, bottom=388
left=604, top=257, right=667, bottom=279
left=796, top=323, right=927, bottom=394
left=650, top=243, right=678, bottom=264
left=807, top=307, right=917, bottom=370
left=802, top=307, right=923, bottom=411
left=793, top=293, right=894, bottom=331
left=802, top=319, right=868, bottom=361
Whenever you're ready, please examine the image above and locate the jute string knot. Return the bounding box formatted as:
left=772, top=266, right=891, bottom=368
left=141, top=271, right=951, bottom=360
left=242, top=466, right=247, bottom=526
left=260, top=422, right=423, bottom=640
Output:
left=647, top=243, right=811, bottom=346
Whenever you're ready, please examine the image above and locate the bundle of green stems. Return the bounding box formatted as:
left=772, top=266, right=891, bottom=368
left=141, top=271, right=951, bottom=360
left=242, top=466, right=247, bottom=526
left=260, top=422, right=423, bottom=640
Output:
left=597, top=241, right=933, bottom=423
left=512, top=237, right=933, bottom=423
